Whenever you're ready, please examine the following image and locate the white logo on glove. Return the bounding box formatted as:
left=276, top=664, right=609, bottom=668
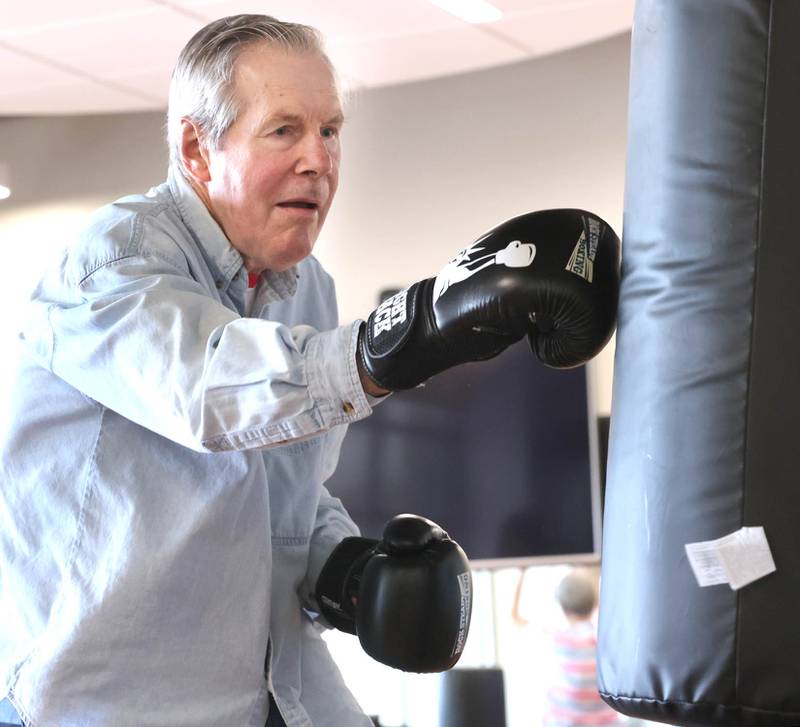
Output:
left=372, top=288, right=409, bottom=338
left=433, top=238, right=536, bottom=303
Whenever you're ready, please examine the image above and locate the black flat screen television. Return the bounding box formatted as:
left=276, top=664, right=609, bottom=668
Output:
left=325, top=339, right=602, bottom=566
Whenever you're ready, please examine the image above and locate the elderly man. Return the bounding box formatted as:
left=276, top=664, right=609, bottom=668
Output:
left=0, top=16, right=384, bottom=727
left=0, top=13, right=619, bottom=727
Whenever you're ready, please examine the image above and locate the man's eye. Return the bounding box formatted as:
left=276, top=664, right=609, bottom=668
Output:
left=321, top=127, right=339, bottom=139
left=274, top=126, right=291, bottom=136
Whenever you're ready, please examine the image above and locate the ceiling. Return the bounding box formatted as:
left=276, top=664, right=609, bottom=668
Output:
left=0, top=0, right=634, bottom=116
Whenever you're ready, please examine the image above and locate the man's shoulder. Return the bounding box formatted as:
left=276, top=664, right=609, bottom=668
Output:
left=87, top=181, right=183, bottom=252
left=67, top=182, right=189, bottom=281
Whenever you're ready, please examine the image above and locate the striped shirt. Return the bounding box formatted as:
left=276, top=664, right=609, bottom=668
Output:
left=542, top=620, right=621, bottom=726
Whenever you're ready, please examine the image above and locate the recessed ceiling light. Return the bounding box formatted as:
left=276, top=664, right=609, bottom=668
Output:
left=427, top=0, right=503, bottom=24
left=0, top=186, right=10, bottom=201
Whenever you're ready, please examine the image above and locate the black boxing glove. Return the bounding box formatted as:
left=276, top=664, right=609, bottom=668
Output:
left=315, top=514, right=472, bottom=673
left=358, top=208, right=620, bottom=390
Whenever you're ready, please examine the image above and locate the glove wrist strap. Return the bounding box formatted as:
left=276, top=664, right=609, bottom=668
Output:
left=315, top=536, right=376, bottom=634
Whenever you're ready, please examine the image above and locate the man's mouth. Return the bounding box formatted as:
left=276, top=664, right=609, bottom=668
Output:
left=277, top=199, right=319, bottom=210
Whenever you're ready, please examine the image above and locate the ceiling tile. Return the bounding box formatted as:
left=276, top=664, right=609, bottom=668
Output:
left=99, top=66, right=173, bottom=108
left=0, top=0, right=633, bottom=115
left=328, top=23, right=527, bottom=88
left=0, top=76, right=160, bottom=115
left=2, top=6, right=203, bottom=88
left=0, top=44, right=87, bottom=99
left=1, top=2, right=158, bottom=38
left=493, top=0, right=575, bottom=9
left=169, top=0, right=463, bottom=40
left=493, top=0, right=635, bottom=56
left=493, top=0, right=616, bottom=13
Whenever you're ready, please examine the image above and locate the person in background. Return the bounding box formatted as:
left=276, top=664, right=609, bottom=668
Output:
left=541, top=568, right=622, bottom=727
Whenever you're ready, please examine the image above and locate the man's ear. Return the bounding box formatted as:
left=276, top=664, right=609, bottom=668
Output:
left=179, top=118, right=212, bottom=184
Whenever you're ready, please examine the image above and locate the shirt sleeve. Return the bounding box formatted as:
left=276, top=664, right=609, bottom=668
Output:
left=297, top=384, right=390, bottom=615
left=300, top=422, right=359, bottom=614
left=300, top=483, right=362, bottom=614
left=21, top=247, right=372, bottom=453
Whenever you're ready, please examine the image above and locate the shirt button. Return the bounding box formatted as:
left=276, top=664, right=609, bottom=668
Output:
left=342, top=401, right=354, bottom=414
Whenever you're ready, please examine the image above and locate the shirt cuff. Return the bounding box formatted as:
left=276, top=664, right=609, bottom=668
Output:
left=305, top=321, right=373, bottom=428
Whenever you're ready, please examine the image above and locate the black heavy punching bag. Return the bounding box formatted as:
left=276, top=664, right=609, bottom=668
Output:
left=598, top=2, right=800, bottom=726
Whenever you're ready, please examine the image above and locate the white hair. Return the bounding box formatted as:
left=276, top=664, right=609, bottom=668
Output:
left=166, top=14, right=334, bottom=176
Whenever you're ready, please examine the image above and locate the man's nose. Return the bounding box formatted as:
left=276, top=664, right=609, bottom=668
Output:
left=297, top=133, right=334, bottom=176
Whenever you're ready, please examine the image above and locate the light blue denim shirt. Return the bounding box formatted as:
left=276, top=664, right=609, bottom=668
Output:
left=0, top=170, right=376, bottom=727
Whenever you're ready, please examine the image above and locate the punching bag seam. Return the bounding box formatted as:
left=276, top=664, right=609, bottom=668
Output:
left=734, top=0, right=774, bottom=708
left=599, top=692, right=800, bottom=721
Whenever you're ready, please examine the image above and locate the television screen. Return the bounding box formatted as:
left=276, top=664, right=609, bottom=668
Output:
left=325, top=339, right=600, bottom=565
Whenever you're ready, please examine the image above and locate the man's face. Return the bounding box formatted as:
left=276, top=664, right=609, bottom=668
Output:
left=203, top=45, right=343, bottom=273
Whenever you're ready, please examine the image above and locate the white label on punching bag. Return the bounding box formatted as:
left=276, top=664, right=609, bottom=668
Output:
left=685, top=526, right=776, bottom=590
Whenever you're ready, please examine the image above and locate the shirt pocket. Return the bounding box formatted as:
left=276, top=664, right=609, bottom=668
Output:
left=263, top=434, right=328, bottom=543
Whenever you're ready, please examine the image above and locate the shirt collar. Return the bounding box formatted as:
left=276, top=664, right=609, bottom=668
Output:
left=167, top=168, right=298, bottom=301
